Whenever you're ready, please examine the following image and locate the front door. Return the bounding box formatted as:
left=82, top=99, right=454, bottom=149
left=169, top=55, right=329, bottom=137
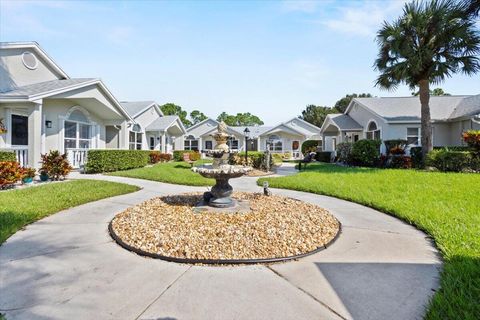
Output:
left=11, top=115, right=28, bottom=146
left=292, top=140, right=300, bottom=159
left=150, top=136, right=155, bottom=150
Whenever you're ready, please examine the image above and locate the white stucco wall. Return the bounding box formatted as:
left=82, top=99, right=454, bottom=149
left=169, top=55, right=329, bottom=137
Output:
left=0, top=47, right=62, bottom=92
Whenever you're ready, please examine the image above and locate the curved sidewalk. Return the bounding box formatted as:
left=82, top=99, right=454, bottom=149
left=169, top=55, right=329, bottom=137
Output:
left=0, top=174, right=441, bottom=320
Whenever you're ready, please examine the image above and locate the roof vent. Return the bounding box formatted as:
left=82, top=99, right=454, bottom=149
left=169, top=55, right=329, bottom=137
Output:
left=22, top=51, right=38, bottom=70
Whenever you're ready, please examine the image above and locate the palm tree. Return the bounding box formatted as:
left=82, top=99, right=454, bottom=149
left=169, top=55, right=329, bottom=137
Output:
left=374, top=0, right=480, bottom=158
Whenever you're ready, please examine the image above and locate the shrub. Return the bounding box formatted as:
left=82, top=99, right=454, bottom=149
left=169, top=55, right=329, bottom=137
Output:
left=272, top=153, right=283, bottom=164
left=282, top=152, right=292, bottom=160
left=40, top=150, right=73, bottom=180
left=462, top=130, right=480, bottom=154
left=301, top=140, right=321, bottom=154
left=389, top=155, right=412, bottom=169
left=315, top=151, right=332, bottom=163
left=0, top=151, right=16, bottom=162
left=410, top=146, right=423, bottom=168
left=336, top=142, right=353, bottom=163
left=0, top=161, right=23, bottom=189
left=351, top=139, right=381, bottom=167
left=85, top=150, right=149, bottom=173
left=21, top=167, right=36, bottom=178
left=426, top=149, right=472, bottom=172
left=230, top=151, right=274, bottom=170
left=384, top=140, right=407, bottom=155
left=173, top=150, right=201, bottom=162
left=149, top=152, right=172, bottom=164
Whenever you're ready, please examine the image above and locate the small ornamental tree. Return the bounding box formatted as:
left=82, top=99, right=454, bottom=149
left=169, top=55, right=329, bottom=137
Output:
left=40, top=150, right=73, bottom=181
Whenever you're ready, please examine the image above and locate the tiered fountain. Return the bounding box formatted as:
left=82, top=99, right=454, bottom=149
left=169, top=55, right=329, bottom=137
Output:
left=192, top=121, right=252, bottom=209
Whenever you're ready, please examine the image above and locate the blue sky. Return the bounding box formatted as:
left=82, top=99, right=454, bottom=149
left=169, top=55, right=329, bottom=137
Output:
left=1, top=0, right=479, bottom=125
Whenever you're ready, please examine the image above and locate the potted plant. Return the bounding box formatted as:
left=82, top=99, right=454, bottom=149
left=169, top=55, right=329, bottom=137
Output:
left=40, top=150, right=73, bottom=181
left=21, top=167, right=36, bottom=184
left=39, top=169, right=49, bottom=182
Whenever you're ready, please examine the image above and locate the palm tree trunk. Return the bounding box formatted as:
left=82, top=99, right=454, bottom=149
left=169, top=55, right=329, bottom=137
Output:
left=419, top=79, right=433, bottom=160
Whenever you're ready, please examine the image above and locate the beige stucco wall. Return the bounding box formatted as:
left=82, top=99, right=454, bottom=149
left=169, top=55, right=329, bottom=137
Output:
left=0, top=47, right=61, bottom=92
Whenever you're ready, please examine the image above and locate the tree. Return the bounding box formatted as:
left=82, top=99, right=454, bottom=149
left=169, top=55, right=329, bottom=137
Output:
left=160, top=103, right=192, bottom=127
left=411, top=87, right=451, bottom=96
left=334, top=93, right=372, bottom=113
left=299, top=105, right=338, bottom=127
left=216, top=112, right=264, bottom=126
left=190, top=110, right=207, bottom=125
left=374, top=0, right=480, bottom=158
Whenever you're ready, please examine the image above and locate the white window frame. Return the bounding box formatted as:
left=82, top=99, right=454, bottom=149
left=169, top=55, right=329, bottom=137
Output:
left=184, top=135, right=199, bottom=151
left=406, top=127, right=421, bottom=146
left=64, top=120, right=92, bottom=150
left=267, top=135, right=283, bottom=152
left=129, top=131, right=143, bottom=150
left=365, top=120, right=381, bottom=141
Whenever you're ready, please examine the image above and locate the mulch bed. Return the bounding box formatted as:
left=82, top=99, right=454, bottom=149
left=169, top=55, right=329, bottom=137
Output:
left=110, top=192, right=340, bottom=262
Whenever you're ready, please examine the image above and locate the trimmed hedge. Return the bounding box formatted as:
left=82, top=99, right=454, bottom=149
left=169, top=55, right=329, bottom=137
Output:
left=230, top=151, right=274, bottom=170
left=410, top=146, right=472, bottom=169
left=85, top=150, right=150, bottom=173
left=0, top=151, right=16, bottom=162
left=426, top=150, right=473, bottom=172
left=315, top=151, right=332, bottom=163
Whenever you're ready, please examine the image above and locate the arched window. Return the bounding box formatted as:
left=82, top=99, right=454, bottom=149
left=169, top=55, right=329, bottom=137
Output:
left=64, top=107, right=92, bottom=150
left=267, top=135, right=282, bottom=152
left=184, top=135, right=199, bottom=151
left=129, top=124, right=143, bottom=150
left=366, top=121, right=381, bottom=140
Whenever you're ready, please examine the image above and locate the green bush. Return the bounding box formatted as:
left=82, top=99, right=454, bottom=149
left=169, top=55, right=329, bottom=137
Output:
left=426, top=149, right=472, bottom=172
left=0, top=151, right=16, bottom=162
left=351, top=139, right=381, bottom=167
left=301, top=140, right=321, bottom=154
left=173, top=150, right=201, bottom=161
left=272, top=153, right=283, bottom=164
left=230, top=151, right=274, bottom=170
left=336, top=142, right=353, bottom=163
left=315, top=151, right=332, bottom=163
left=85, top=150, right=150, bottom=173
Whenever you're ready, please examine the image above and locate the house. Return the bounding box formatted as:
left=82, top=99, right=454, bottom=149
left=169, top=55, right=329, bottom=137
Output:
left=120, top=101, right=186, bottom=153
left=0, top=42, right=141, bottom=168
left=320, top=95, right=480, bottom=154
left=175, top=117, right=322, bottom=159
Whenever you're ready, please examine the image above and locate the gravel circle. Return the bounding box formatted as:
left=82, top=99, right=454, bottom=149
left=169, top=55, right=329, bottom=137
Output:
left=110, top=192, right=340, bottom=263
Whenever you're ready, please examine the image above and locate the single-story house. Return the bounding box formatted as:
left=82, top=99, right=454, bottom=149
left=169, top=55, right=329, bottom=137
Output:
left=175, top=117, right=322, bottom=159
left=0, top=42, right=140, bottom=168
left=320, top=95, right=480, bottom=154
left=120, top=101, right=186, bottom=153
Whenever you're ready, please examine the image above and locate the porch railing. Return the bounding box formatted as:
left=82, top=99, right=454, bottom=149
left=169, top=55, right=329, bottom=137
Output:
left=66, top=148, right=88, bottom=168
left=1, top=147, right=29, bottom=167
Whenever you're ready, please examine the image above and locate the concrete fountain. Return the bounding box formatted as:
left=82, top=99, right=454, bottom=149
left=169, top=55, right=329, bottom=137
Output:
left=192, top=121, right=252, bottom=209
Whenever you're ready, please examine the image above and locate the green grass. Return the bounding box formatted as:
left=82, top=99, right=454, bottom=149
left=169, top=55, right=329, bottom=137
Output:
left=108, top=161, right=215, bottom=186
left=258, top=163, right=479, bottom=320
left=0, top=180, right=139, bottom=244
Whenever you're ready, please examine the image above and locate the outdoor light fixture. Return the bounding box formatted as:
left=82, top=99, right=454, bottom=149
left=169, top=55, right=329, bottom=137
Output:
left=243, top=127, right=250, bottom=163
left=45, top=120, right=52, bottom=128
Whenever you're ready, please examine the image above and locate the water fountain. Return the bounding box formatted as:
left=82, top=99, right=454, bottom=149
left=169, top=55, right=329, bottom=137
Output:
left=192, top=121, right=252, bottom=208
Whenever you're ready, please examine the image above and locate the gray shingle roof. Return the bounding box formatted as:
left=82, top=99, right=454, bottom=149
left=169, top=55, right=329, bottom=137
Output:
left=449, top=94, right=480, bottom=119
left=328, top=114, right=363, bottom=130
left=354, top=96, right=471, bottom=121
left=229, top=126, right=273, bottom=137
left=120, top=101, right=156, bottom=118
left=0, top=78, right=96, bottom=97
left=146, top=115, right=180, bottom=131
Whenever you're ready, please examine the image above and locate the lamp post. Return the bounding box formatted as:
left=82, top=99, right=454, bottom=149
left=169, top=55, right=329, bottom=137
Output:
left=243, top=127, right=250, bottom=164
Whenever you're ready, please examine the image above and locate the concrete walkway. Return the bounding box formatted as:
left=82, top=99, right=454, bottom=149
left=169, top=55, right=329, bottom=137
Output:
left=0, top=170, right=441, bottom=320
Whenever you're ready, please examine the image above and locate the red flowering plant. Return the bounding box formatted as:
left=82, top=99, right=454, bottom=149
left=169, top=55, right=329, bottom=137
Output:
left=0, top=161, right=23, bottom=189
left=462, top=130, right=480, bottom=155
left=40, top=150, right=73, bottom=181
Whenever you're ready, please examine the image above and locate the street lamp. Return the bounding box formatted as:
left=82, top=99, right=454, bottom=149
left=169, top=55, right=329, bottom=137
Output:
left=243, top=127, right=250, bottom=164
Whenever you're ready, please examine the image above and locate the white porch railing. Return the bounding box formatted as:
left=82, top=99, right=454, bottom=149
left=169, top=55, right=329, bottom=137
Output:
left=66, top=148, right=88, bottom=168
left=1, top=147, right=29, bottom=167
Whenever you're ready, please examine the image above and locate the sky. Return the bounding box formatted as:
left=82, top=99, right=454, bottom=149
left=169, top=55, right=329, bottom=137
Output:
left=1, top=0, right=479, bottom=125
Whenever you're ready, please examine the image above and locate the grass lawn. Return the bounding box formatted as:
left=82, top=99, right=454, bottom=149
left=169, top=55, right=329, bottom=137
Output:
left=108, top=161, right=215, bottom=186
left=0, top=179, right=139, bottom=244
left=258, top=163, right=479, bottom=320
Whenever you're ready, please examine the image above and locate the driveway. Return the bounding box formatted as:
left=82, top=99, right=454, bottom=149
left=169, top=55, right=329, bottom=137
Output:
left=0, top=171, right=441, bottom=320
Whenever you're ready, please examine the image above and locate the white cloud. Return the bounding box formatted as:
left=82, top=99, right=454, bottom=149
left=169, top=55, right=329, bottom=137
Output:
left=323, top=1, right=405, bottom=37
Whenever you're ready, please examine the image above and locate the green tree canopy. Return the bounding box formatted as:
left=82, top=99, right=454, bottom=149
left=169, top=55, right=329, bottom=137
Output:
left=160, top=103, right=192, bottom=127
left=190, top=110, right=208, bottom=125
left=299, top=105, right=337, bottom=128
left=334, top=93, right=372, bottom=113
left=411, top=87, right=451, bottom=96
left=374, top=0, right=480, bottom=157
left=216, top=112, right=264, bottom=126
